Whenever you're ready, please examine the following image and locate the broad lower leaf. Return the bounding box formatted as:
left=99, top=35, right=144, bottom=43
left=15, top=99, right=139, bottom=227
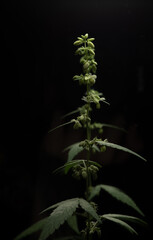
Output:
left=64, top=143, right=84, bottom=162
left=102, top=215, right=138, bottom=235
left=67, top=215, right=80, bottom=234
left=39, top=198, right=80, bottom=240
left=79, top=199, right=102, bottom=223
left=89, top=184, right=144, bottom=216
left=102, top=214, right=147, bottom=226
left=41, top=198, right=79, bottom=215
left=14, top=218, right=48, bottom=240
left=97, top=140, right=146, bottom=161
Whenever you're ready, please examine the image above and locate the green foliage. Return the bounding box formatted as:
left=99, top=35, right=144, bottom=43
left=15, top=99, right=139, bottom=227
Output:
left=53, top=159, right=101, bottom=175
left=15, top=33, right=147, bottom=240
left=39, top=199, right=80, bottom=240
left=96, top=140, right=147, bottom=162
left=101, top=214, right=147, bottom=226
left=67, top=215, right=80, bottom=234
left=89, top=184, right=144, bottom=216
left=14, top=218, right=48, bottom=240
left=101, top=214, right=138, bottom=235
left=64, top=143, right=84, bottom=162
left=79, top=198, right=102, bottom=224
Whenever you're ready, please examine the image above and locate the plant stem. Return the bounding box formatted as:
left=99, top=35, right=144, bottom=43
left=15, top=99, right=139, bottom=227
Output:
left=84, top=38, right=92, bottom=240
left=86, top=84, right=92, bottom=240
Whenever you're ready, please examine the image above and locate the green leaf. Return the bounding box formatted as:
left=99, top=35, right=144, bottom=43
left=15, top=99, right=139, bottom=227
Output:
left=53, top=160, right=102, bottom=175
left=41, top=198, right=79, bottom=215
left=101, top=123, right=127, bottom=133
left=39, top=198, right=80, bottom=240
left=64, top=143, right=84, bottom=162
left=102, top=214, right=147, bottom=226
left=53, top=160, right=85, bottom=175
left=96, top=140, right=147, bottom=162
left=67, top=215, right=80, bottom=234
left=102, top=215, right=138, bottom=235
left=62, top=109, right=80, bottom=119
left=14, top=218, right=48, bottom=240
left=48, top=120, right=73, bottom=133
left=89, top=184, right=144, bottom=216
left=79, top=199, right=102, bottom=223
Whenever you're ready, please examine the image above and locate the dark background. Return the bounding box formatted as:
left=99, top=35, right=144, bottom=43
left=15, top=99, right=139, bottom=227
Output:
left=1, top=0, right=153, bottom=239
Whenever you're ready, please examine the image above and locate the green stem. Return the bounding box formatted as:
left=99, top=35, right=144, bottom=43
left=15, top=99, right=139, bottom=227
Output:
left=84, top=38, right=92, bottom=240
left=86, top=84, right=92, bottom=240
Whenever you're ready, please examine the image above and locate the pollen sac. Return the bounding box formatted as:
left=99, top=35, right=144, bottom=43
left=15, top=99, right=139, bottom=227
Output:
left=73, top=40, right=83, bottom=46
left=100, top=146, right=106, bottom=152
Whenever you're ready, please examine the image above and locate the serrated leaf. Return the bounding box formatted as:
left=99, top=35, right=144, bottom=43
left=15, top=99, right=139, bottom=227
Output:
left=79, top=199, right=102, bottom=223
left=14, top=218, right=48, bottom=240
left=102, top=214, right=147, bottom=226
left=41, top=198, right=79, bottom=215
left=67, top=215, right=80, bottom=234
left=97, top=140, right=147, bottom=161
left=39, top=198, right=79, bottom=240
left=102, top=215, right=138, bottom=235
left=64, top=143, right=84, bottom=162
left=48, top=120, right=73, bottom=133
left=53, top=160, right=82, bottom=175
left=89, top=184, right=144, bottom=216
left=53, top=160, right=102, bottom=176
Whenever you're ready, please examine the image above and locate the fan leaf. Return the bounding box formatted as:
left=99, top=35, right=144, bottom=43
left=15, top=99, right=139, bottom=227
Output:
left=97, top=140, right=146, bottom=161
left=48, top=120, right=73, bottom=133
left=39, top=198, right=79, bottom=240
left=79, top=199, right=102, bottom=223
left=53, top=159, right=102, bottom=175
left=102, top=215, right=138, bottom=235
left=102, top=214, right=147, bottom=226
left=101, top=123, right=127, bottom=133
left=64, top=143, right=84, bottom=162
left=89, top=184, right=144, bottom=216
left=14, top=218, right=48, bottom=240
left=67, top=215, right=80, bottom=234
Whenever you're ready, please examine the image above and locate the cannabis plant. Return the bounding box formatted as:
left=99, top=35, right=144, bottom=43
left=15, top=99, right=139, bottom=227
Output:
left=15, top=34, right=147, bottom=240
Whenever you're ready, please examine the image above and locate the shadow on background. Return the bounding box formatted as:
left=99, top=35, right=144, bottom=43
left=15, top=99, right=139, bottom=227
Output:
left=1, top=0, right=153, bottom=239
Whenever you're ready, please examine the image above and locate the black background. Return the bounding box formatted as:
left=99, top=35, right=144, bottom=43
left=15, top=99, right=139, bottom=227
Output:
left=1, top=0, right=153, bottom=239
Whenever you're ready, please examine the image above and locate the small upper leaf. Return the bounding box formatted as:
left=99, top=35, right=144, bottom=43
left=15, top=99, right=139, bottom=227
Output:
left=48, top=120, right=73, bottom=133
left=64, top=143, right=84, bottom=162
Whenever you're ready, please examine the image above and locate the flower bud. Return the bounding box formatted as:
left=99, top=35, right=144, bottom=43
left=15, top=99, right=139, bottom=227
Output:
left=88, top=41, right=95, bottom=48
left=82, top=170, right=87, bottom=179
left=89, top=77, right=96, bottom=85
left=96, top=103, right=101, bottom=109
left=85, top=33, right=89, bottom=39
left=73, top=40, right=82, bottom=46
left=98, top=128, right=103, bottom=134
left=88, top=38, right=95, bottom=41
left=100, top=146, right=106, bottom=152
